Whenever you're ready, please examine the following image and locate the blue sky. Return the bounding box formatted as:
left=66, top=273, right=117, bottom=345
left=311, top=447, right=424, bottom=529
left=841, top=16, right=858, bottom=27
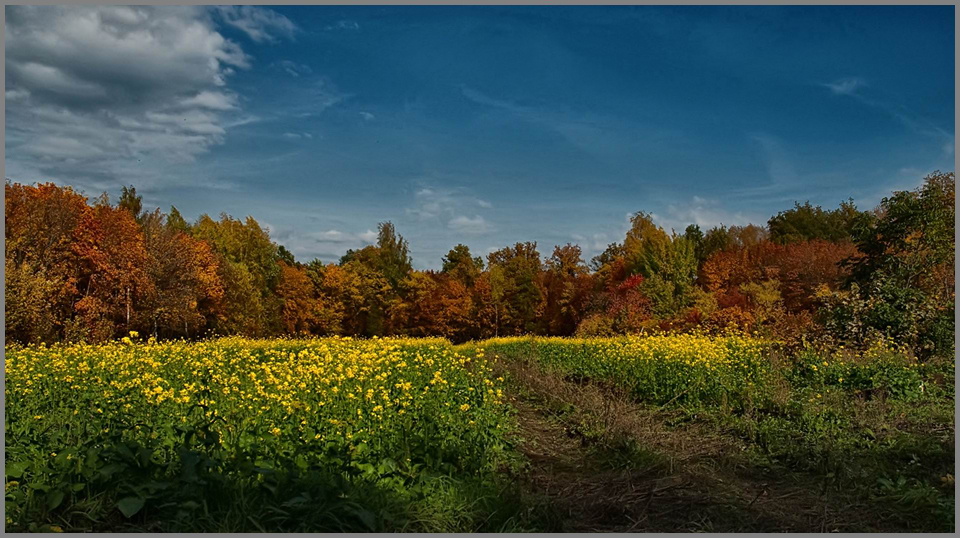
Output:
left=5, top=5, right=955, bottom=268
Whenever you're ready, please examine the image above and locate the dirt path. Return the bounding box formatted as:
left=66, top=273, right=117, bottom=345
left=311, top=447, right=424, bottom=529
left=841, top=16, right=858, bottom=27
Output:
left=501, top=357, right=877, bottom=532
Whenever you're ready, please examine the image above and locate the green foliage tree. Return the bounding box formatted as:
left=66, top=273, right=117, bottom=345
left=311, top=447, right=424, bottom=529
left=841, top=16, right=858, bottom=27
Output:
left=832, top=171, right=956, bottom=356
left=442, top=244, right=484, bottom=288
left=487, top=242, right=544, bottom=335
left=769, top=199, right=865, bottom=244
left=118, top=185, right=145, bottom=225
left=376, top=222, right=413, bottom=291
left=166, top=206, right=190, bottom=234
left=684, top=224, right=705, bottom=263
left=701, top=225, right=733, bottom=260
left=191, top=213, right=282, bottom=335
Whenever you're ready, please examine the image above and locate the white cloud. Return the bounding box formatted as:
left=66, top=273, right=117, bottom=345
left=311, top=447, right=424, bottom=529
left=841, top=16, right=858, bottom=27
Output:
left=448, top=215, right=492, bottom=235
left=359, top=111, right=375, bottom=121
left=212, top=6, right=298, bottom=43
left=180, top=91, right=237, bottom=110
left=315, top=230, right=345, bottom=241
left=477, top=199, right=493, bottom=208
left=5, top=88, right=30, bottom=101
left=358, top=229, right=377, bottom=243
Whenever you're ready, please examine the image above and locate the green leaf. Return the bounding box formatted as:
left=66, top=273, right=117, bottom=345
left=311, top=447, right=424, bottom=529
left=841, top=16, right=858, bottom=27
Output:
left=351, top=507, right=377, bottom=531
left=6, top=461, right=30, bottom=478
left=117, top=496, right=145, bottom=518
left=71, top=483, right=86, bottom=492
left=47, top=490, right=64, bottom=510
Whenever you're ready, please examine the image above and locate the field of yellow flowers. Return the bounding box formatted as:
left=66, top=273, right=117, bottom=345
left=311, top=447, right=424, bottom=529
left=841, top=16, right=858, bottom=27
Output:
left=5, top=332, right=952, bottom=532
left=5, top=335, right=515, bottom=532
left=477, top=333, right=776, bottom=408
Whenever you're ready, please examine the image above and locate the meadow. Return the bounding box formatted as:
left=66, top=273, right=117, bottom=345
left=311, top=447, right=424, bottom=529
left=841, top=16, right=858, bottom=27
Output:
left=5, top=333, right=955, bottom=532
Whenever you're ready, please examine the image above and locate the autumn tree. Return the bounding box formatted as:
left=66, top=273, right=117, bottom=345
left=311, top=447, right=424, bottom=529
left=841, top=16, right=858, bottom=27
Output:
left=276, top=261, right=318, bottom=334
left=542, top=244, right=592, bottom=334
left=69, top=195, right=153, bottom=340
left=5, top=182, right=89, bottom=342
left=139, top=208, right=223, bottom=338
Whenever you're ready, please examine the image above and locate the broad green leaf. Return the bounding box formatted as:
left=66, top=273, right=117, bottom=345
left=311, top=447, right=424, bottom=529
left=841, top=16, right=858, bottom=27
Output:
left=117, top=496, right=145, bottom=518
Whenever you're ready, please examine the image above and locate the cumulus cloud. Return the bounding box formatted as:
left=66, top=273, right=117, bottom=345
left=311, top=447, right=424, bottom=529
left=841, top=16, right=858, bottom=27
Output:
left=262, top=225, right=379, bottom=263
left=4, top=5, right=293, bottom=190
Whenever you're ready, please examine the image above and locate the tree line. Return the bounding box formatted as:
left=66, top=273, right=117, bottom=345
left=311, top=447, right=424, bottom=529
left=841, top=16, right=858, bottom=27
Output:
left=5, top=171, right=954, bottom=357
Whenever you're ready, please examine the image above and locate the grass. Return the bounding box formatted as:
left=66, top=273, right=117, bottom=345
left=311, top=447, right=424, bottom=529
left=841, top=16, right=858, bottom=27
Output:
left=480, top=336, right=955, bottom=532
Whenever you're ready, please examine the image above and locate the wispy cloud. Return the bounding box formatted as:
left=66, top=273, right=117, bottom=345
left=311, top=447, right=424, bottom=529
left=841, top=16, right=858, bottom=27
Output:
left=324, top=20, right=360, bottom=31
left=652, top=196, right=762, bottom=234
left=459, top=85, right=682, bottom=165
left=212, top=6, right=298, bottom=43
left=823, top=77, right=865, bottom=96
left=276, top=60, right=313, bottom=78
left=282, top=132, right=313, bottom=140
left=822, top=76, right=953, bottom=156
left=405, top=182, right=495, bottom=235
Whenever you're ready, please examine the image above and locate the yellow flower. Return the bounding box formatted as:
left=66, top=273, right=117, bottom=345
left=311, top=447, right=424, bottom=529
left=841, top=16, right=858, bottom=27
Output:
left=460, top=403, right=470, bottom=412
